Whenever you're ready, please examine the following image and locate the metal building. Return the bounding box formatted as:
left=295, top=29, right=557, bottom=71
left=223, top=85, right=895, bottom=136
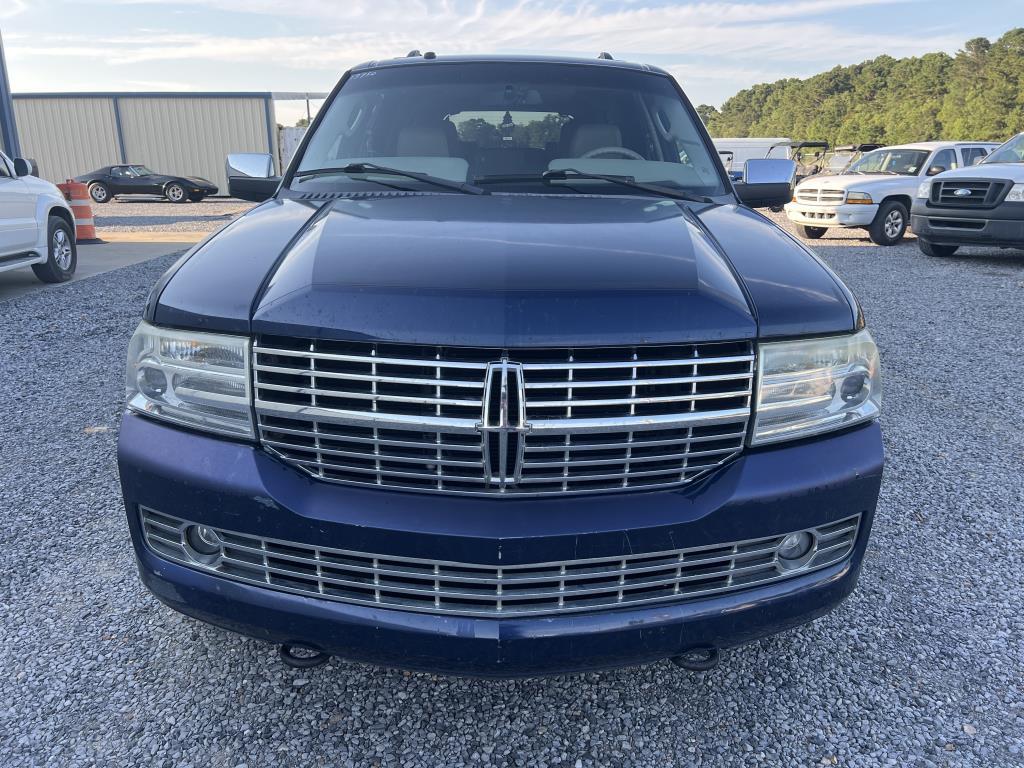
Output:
left=11, top=92, right=277, bottom=192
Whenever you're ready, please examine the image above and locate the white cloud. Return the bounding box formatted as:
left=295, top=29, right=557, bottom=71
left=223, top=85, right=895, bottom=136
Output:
left=0, top=0, right=28, bottom=19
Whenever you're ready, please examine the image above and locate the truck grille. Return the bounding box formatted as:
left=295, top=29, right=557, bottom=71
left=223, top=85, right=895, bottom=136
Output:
left=795, top=187, right=846, bottom=205
left=141, top=508, right=860, bottom=617
left=253, top=338, right=754, bottom=496
left=931, top=179, right=1007, bottom=208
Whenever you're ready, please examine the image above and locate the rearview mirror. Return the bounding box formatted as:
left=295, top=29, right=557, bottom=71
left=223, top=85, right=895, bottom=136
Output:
left=226, top=153, right=280, bottom=202
left=733, top=158, right=796, bottom=208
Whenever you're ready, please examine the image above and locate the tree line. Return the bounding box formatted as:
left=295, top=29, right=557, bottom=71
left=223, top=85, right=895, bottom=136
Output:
left=698, top=29, right=1024, bottom=146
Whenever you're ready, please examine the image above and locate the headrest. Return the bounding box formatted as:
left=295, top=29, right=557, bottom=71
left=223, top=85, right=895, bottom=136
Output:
left=569, top=124, right=623, bottom=156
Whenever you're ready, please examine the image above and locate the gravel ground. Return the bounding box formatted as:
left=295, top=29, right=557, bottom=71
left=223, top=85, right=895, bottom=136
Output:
left=92, top=198, right=255, bottom=233
left=1, top=216, right=1023, bottom=767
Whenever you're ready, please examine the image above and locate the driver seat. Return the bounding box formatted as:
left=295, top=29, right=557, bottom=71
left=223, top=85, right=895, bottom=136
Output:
left=568, top=124, right=623, bottom=157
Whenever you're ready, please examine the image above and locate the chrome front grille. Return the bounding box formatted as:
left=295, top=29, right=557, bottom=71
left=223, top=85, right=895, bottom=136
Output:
left=141, top=508, right=861, bottom=617
left=795, top=187, right=846, bottom=205
left=253, top=338, right=754, bottom=496
left=932, top=179, right=1006, bottom=208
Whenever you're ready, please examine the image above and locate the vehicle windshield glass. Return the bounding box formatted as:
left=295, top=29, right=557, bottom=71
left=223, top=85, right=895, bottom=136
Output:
left=844, top=149, right=929, bottom=176
left=128, top=165, right=155, bottom=176
left=294, top=62, right=726, bottom=196
left=983, top=134, right=1024, bottom=164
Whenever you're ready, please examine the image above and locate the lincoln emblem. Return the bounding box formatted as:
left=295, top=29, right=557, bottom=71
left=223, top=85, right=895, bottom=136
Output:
left=479, top=360, right=530, bottom=489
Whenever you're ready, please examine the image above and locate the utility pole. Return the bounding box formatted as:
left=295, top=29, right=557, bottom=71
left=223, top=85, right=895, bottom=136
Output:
left=0, top=28, right=21, bottom=157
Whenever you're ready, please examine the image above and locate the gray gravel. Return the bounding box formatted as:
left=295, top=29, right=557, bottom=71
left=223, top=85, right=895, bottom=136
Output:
left=1, top=220, right=1023, bottom=767
left=92, top=198, right=255, bottom=233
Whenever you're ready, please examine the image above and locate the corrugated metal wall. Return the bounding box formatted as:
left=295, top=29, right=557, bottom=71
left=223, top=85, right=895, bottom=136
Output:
left=12, top=94, right=275, bottom=193
left=118, top=97, right=273, bottom=192
left=14, top=97, right=122, bottom=183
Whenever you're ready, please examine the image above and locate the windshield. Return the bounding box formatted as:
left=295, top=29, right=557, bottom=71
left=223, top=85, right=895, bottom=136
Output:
left=294, top=62, right=726, bottom=197
left=983, top=133, right=1024, bottom=164
left=844, top=149, right=929, bottom=176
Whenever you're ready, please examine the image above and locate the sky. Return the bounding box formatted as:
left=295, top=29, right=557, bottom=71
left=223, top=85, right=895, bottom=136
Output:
left=1, top=0, right=1020, bottom=125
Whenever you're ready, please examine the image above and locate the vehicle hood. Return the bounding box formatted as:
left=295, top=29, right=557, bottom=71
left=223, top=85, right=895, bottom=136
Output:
left=931, top=164, right=1024, bottom=182
left=183, top=176, right=217, bottom=188
left=796, top=173, right=918, bottom=193
left=152, top=194, right=855, bottom=345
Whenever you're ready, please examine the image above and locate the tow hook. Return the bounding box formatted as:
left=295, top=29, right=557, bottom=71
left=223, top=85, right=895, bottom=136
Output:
left=670, top=646, right=721, bottom=672
left=279, top=643, right=332, bottom=669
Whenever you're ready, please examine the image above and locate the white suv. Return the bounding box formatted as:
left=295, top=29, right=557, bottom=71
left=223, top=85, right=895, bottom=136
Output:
left=0, top=151, right=77, bottom=283
left=784, top=141, right=999, bottom=245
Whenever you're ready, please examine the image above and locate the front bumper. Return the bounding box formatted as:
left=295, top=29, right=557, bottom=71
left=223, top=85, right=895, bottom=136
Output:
left=911, top=203, right=1024, bottom=248
left=118, top=413, right=884, bottom=677
left=785, top=202, right=878, bottom=228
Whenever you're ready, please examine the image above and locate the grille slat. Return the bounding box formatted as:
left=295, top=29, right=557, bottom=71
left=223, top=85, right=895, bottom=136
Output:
left=254, top=338, right=754, bottom=496
left=795, top=187, right=846, bottom=205
left=141, top=508, right=861, bottom=617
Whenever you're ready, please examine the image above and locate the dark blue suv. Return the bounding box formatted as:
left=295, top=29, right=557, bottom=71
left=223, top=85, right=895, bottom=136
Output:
left=117, top=55, right=883, bottom=677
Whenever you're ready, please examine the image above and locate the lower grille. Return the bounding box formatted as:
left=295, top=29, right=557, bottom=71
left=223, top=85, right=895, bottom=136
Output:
left=140, top=508, right=860, bottom=618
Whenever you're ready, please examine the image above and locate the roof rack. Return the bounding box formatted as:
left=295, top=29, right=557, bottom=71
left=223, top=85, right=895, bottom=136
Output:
left=598, top=52, right=614, bottom=60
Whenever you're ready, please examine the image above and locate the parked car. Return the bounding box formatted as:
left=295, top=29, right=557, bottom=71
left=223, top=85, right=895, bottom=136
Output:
left=912, top=132, right=1024, bottom=256
left=784, top=141, right=999, bottom=245
left=74, top=164, right=217, bottom=204
left=118, top=53, right=884, bottom=678
left=0, top=150, right=77, bottom=283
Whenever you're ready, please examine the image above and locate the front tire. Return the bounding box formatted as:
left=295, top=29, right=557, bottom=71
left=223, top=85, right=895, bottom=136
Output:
left=796, top=225, right=827, bottom=239
left=918, top=240, right=959, bottom=258
left=31, top=216, right=77, bottom=283
left=88, top=182, right=111, bottom=204
left=165, top=182, right=188, bottom=203
left=868, top=201, right=908, bottom=246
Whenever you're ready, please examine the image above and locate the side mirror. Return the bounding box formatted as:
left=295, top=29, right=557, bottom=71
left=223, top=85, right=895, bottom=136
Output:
left=926, top=165, right=946, bottom=176
left=13, top=158, right=37, bottom=177
left=734, top=158, right=797, bottom=208
left=226, top=152, right=280, bottom=202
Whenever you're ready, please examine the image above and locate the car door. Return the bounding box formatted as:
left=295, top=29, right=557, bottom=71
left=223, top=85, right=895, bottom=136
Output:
left=107, top=166, right=133, bottom=195
left=0, top=152, right=37, bottom=256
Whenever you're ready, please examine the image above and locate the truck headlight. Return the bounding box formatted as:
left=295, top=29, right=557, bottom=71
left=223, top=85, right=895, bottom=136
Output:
left=916, top=182, right=932, bottom=199
left=1006, top=183, right=1024, bottom=202
left=126, top=321, right=254, bottom=438
left=752, top=330, right=881, bottom=446
left=846, top=191, right=873, bottom=205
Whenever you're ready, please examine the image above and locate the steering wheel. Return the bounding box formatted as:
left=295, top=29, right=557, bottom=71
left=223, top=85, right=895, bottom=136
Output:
left=581, top=146, right=645, bottom=161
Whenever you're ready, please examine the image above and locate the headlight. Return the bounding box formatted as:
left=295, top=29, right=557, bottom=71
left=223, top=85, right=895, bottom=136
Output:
left=846, top=191, right=873, bottom=204
left=916, top=181, right=932, bottom=199
left=752, top=330, right=881, bottom=446
left=1006, top=183, right=1024, bottom=202
left=126, top=321, right=253, bottom=438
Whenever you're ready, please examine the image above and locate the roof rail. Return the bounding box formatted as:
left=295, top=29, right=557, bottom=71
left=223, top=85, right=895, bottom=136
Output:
left=406, top=50, right=422, bottom=57
left=598, top=52, right=614, bottom=60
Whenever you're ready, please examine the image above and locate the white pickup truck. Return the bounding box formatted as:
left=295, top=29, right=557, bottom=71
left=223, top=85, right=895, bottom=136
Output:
left=0, top=150, right=77, bottom=283
left=784, top=141, right=999, bottom=245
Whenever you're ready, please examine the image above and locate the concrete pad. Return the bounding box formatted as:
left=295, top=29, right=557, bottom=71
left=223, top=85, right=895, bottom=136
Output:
left=0, top=240, right=189, bottom=303
left=100, top=231, right=209, bottom=244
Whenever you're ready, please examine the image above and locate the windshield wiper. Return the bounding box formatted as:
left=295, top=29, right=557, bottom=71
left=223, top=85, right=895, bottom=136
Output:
left=475, top=169, right=714, bottom=204
left=293, top=163, right=488, bottom=195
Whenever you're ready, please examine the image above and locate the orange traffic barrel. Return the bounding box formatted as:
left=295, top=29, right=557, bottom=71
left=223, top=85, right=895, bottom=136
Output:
left=57, top=180, right=101, bottom=243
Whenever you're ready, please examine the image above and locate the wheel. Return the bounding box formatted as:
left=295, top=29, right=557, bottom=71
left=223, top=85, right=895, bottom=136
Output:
left=796, top=225, right=827, bottom=239
left=918, top=240, right=959, bottom=258
left=88, top=182, right=111, bottom=203
left=165, top=182, right=188, bottom=203
left=31, top=216, right=77, bottom=283
left=188, top=193, right=206, bottom=202
left=868, top=200, right=908, bottom=245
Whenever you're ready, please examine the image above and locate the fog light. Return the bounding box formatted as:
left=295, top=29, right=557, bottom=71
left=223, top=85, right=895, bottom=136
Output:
left=185, top=524, right=221, bottom=557
left=778, top=531, right=813, bottom=562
